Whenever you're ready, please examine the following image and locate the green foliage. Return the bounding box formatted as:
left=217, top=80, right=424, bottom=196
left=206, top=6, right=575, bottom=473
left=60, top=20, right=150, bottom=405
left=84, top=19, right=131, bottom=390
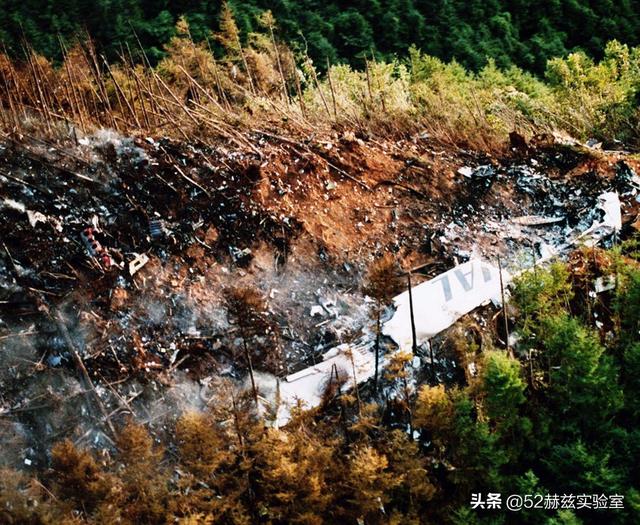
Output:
left=616, top=266, right=640, bottom=346
left=545, top=41, right=640, bottom=142
left=479, top=350, right=532, bottom=461
left=481, top=350, right=526, bottom=424
left=542, top=315, right=623, bottom=433
left=623, top=343, right=640, bottom=421
left=302, top=41, right=640, bottom=148
left=545, top=509, right=583, bottom=525
left=545, top=440, right=625, bottom=495
left=414, top=383, right=454, bottom=445
left=512, top=262, right=573, bottom=343
left=446, top=389, right=508, bottom=492
left=4, top=5, right=640, bottom=149
left=2, top=0, right=640, bottom=76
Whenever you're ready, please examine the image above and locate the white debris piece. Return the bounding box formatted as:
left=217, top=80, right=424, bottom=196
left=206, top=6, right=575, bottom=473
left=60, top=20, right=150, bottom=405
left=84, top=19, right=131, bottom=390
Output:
left=512, top=215, right=564, bottom=226
left=274, top=341, right=374, bottom=427
left=538, top=242, right=558, bottom=264
left=3, top=200, right=62, bottom=230
left=26, top=210, right=48, bottom=227
left=598, top=191, right=622, bottom=232
left=572, top=191, right=622, bottom=246
left=2, top=199, right=26, bottom=212
left=310, top=305, right=325, bottom=317
left=382, top=259, right=506, bottom=351
left=128, top=253, right=150, bottom=276
left=594, top=275, right=616, bottom=294
left=457, top=166, right=474, bottom=178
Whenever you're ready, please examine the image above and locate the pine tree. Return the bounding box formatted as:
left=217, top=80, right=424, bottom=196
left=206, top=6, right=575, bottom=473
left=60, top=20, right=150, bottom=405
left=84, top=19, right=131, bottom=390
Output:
left=172, top=411, right=249, bottom=522
left=250, top=426, right=335, bottom=523
left=345, top=444, right=399, bottom=522
left=113, top=421, right=169, bottom=524
left=414, top=383, right=454, bottom=447
left=50, top=439, right=113, bottom=516
left=542, top=315, right=622, bottom=437
left=479, top=349, right=532, bottom=463
left=216, top=2, right=242, bottom=57
left=380, top=429, right=436, bottom=516
left=480, top=350, right=527, bottom=428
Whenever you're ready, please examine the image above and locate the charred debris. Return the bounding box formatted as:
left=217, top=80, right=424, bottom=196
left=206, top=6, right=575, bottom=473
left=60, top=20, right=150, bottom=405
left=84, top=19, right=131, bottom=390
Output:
left=1, top=128, right=640, bottom=464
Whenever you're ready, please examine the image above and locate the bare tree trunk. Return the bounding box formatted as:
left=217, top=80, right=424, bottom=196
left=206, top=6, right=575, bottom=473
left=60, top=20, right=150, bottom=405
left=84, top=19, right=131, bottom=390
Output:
left=407, top=272, right=418, bottom=354
left=231, top=391, right=245, bottom=450
left=241, top=326, right=259, bottom=406
left=428, top=339, right=435, bottom=382
left=403, top=374, right=413, bottom=440
left=326, top=58, right=338, bottom=120
left=306, top=55, right=331, bottom=119
left=348, top=349, right=362, bottom=416
left=293, top=67, right=307, bottom=119
left=269, top=25, right=290, bottom=106
left=374, top=305, right=381, bottom=393
left=498, top=257, right=512, bottom=358
left=236, top=35, right=256, bottom=95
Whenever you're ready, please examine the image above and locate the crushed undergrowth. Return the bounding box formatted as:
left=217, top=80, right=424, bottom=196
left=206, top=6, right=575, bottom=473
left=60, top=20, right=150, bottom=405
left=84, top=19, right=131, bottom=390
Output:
left=1, top=125, right=640, bottom=467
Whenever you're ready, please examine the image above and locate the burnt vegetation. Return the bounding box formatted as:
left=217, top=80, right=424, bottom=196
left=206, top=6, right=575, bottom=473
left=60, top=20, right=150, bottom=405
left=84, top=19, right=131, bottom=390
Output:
left=1, top=5, right=640, bottom=525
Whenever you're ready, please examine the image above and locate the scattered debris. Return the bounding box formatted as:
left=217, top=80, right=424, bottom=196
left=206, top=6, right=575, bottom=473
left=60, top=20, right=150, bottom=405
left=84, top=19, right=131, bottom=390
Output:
left=229, top=246, right=252, bottom=265
left=310, top=305, right=325, bottom=317
left=594, top=275, right=616, bottom=294
left=26, top=210, right=48, bottom=227
left=81, top=227, right=113, bottom=268
left=457, top=166, right=474, bottom=177
left=0, top=129, right=638, bottom=455
left=128, top=253, right=150, bottom=276
left=511, top=215, right=564, bottom=226
left=457, top=165, right=494, bottom=179
left=268, top=189, right=626, bottom=425
left=149, top=218, right=166, bottom=239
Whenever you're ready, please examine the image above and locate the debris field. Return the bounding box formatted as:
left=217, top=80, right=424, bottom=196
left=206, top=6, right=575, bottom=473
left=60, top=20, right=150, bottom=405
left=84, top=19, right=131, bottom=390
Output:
left=1, top=128, right=640, bottom=464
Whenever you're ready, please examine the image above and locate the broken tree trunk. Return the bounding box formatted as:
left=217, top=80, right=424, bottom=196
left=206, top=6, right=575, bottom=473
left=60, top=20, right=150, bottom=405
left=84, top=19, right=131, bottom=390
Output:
left=407, top=272, right=418, bottom=354
left=52, top=311, right=117, bottom=437
left=497, top=257, right=512, bottom=358
left=374, top=306, right=381, bottom=393
left=240, top=326, right=259, bottom=407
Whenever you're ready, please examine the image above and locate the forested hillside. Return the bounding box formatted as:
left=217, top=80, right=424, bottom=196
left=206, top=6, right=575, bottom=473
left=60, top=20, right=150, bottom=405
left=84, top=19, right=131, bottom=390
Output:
left=1, top=0, right=639, bottom=72
left=2, top=2, right=640, bottom=523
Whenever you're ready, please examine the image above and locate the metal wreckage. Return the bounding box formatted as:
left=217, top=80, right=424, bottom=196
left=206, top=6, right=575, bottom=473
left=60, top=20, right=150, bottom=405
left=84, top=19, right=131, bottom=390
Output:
left=273, top=189, right=625, bottom=425
left=0, top=129, right=639, bottom=460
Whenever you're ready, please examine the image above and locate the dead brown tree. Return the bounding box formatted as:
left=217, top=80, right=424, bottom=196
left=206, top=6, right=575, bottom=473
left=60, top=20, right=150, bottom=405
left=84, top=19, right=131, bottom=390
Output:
left=363, top=254, right=402, bottom=393
left=224, top=286, right=280, bottom=406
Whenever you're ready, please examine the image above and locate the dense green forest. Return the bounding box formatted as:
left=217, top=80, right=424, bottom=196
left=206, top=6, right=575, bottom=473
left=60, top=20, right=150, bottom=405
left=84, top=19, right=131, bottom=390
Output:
left=1, top=0, right=639, bottom=72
